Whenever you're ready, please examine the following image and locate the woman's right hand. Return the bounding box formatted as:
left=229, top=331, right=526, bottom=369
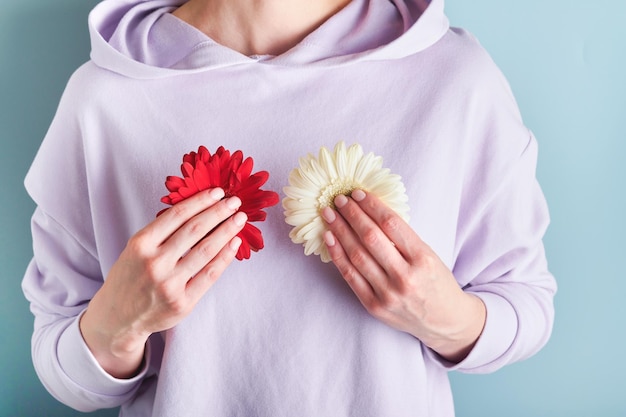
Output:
left=79, top=188, right=246, bottom=378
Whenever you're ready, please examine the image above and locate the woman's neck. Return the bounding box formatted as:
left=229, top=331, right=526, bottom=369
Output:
left=172, top=0, right=351, bottom=56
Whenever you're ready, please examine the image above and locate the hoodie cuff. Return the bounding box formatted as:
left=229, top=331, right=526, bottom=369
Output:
left=56, top=311, right=150, bottom=397
left=426, top=291, right=518, bottom=371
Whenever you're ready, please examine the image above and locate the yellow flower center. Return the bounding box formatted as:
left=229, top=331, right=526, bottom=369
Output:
left=317, top=179, right=358, bottom=210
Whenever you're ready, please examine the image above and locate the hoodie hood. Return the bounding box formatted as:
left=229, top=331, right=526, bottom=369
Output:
left=89, top=0, right=448, bottom=78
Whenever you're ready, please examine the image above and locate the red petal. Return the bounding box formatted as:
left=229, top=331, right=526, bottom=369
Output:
left=216, top=148, right=231, bottom=180
left=222, top=152, right=239, bottom=190
left=239, top=223, right=264, bottom=251
left=261, top=190, right=280, bottom=206
left=229, top=151, right=243, bottom=173
left=236, top=238, right=251, bottom=260
left=246, top=211, right=267, bottom=222
left=178, top=186, right=198, bottom=199
left=165, top=176, right=185, bottom=192
left=236, top=156, right=254, bottom=181
left=183, top=150, right=198, bottom=166
left=168, top=192, right=184, bottom=204
left=193, top=161, right=211, bottom=191
left=181, top=161, right=195, bottom=178
left=216, top=146, right=227, bottom=157
left=160, top=146, right=276, bottom=228
left=206, top=156, right=222, bottom=189
left=198, top=146, right=211, bottom=164
left=238, top=171, right=270, bottom=193
left=240, top=190, right=280, bottom=212
left=184, top=175, right=196, bottom=189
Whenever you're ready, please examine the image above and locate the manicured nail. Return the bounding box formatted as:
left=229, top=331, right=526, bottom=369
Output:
left=352, top=189, right=366, bottom=202
left=334, top=194, right=348, bottom=208
left=323, top=230, right=336, bottom=247
left=227, top=196, right=242, bottom=210
left=233, top=211, right=247, bottom=226
left=209, top=188, right=225, bottom=200
left=321, top=206, right=336, bottom=223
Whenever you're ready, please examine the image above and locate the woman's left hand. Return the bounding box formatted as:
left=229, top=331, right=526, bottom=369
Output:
left=322, top=189, right=486, bottom=363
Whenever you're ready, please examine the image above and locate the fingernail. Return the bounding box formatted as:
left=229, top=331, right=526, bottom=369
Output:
left=335, top=194, right=348, bottom=208
left=234, top=211, right=247, bottom=226
left=230, top=236, right=242, bottom=251
left=209, top=188, right=225, bottom=200
left=352, top=189, right=366, bottom=202
left=227, top=196, right=242, bottom=210
left=321, top=206, right=336, bottom=223
left=323, top=230, right=336, bottom=247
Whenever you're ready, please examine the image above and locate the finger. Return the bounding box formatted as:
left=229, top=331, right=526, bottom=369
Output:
left=151, top=188, right=226, bottom=243
left=321, top=204, right=388, bottom=294
left=185, top=236, right=243, bottom=303
left=176, top=211, right=247, bottom=278
left=323, top=230, right=377, bottom=307
left=162, top=196, right=242, bottom=261
left=351, top=190, right=424, bottom=264
left=332, top=193, right=407, bottom=275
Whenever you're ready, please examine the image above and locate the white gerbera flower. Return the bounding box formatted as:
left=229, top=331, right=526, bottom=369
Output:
left=283, top=141, right=410, bottom=263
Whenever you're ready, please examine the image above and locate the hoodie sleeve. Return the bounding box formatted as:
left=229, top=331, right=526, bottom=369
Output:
left=21, top=67, right=150, bottom=412
left=424, top=40, right=557, bottom=372
left=23, top=210, right=151, bottom=412
left=450, top=133, right=556, bottom=374
left=427, top=135, right=557, bottom=373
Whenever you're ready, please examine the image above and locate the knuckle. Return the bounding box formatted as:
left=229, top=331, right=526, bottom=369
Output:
left=362, top=228, right=380, bottom=247
left=170, top=202, right=193, bottom=220
left=143, top=257, right=166, bottom=279
left=366, top=299, right=387, bottom=318
left=166, top=298, right=187, bottom=315
left=157, top=282, right=186, bottom=314
left=377, top=291, right=396, bottom=310
left=394, top=277, right=414, bottom=297
left=348, top=248, right=368, bottom=266
left=414, top=252, right=437, bottom=271
left=345, top=205, right=360, bottom=219
left=127, top=233, right=151, bottom=256
left=186, top=217, right=207, bottom=236
left=155, top=279, right=175, bottom=298
left=340, top=265, right=360, bottom=285
left=376, top=282, right=406, bottom=312
left=200, top=264, right=221, bottom=286
left=381, top=214, right=402, bottom=233
left=386, top=261, right=413, bottom=288
left=196, top=240, right=217, bottom=260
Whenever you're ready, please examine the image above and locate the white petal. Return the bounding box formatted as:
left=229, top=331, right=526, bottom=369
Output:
left=285, top=212, right=318, bottom=227
left=283, top=185, right=317, bottom=200
left=283, top=141, right=410, bottom=263
left=318, top=145, right=338, bottom=180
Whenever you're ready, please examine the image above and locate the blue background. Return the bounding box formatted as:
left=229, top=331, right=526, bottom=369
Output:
left=1, top=0, right=624, bottom=416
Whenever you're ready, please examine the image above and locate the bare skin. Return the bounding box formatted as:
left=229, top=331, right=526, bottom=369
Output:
left=80, top=0, right=352, bottom=380
left=322, top=190, right=486, bottom=363
left=172, top=0, right=351, bottom=56
left=80, top=0, right=485, bottom=379
left=80, top=188, right=246, bottom=378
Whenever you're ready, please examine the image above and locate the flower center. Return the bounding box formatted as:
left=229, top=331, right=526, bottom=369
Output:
left=317, top=179, right=358, bottom=210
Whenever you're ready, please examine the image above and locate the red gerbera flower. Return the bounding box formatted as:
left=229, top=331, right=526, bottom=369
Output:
left=159, top=145, right=279, bottom=260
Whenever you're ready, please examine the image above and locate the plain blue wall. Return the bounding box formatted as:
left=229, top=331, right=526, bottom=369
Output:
left=1, top=1, right=624, bottom=416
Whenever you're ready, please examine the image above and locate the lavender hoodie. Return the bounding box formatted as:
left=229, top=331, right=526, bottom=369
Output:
left=22, top=0, right=556, bottom=415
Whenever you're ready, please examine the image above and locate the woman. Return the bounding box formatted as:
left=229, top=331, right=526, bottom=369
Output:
left=22, top=0, right=556, bottom=415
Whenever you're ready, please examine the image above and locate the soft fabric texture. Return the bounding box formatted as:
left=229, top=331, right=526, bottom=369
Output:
left=22, top=0, right=557, bottom=415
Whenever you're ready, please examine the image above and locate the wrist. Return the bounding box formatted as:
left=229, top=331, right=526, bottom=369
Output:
left=79, top=301, right=149, bottom=379
left=425, top=293, right=486, bottom=363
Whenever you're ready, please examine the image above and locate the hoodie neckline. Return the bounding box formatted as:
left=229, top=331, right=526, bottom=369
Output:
left=88, top=0, right=448, bottom=79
